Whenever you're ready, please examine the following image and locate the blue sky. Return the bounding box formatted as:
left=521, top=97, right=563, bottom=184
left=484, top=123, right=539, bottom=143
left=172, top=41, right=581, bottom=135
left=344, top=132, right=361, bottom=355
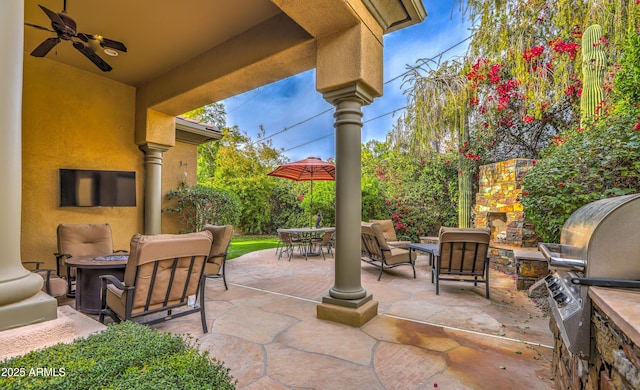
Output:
left=222, top=2, right=470, bottom=162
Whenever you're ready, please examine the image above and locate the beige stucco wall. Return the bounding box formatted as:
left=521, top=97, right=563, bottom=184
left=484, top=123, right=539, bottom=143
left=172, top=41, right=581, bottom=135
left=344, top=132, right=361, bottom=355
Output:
left=21, top=56, right=142, bottom=267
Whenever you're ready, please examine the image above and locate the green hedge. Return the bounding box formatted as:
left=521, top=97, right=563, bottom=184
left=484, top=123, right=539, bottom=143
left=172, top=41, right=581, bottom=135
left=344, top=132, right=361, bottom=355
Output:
left=0, top=322, right=236, bottom=389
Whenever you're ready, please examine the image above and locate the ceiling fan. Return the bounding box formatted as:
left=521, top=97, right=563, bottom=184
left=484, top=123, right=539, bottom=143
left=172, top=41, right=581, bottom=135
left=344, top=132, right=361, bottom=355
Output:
left=25, top=0, right=127, bottom=72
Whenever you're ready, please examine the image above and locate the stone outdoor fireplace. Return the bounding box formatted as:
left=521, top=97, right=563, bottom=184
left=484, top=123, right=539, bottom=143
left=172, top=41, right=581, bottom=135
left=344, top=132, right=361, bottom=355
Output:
left=474, top=158, right=537, bottom=247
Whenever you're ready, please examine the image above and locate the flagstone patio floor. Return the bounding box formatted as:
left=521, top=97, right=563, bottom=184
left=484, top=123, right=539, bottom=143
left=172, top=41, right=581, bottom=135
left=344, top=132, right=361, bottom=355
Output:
left=72, top=248, right=555, bottom=389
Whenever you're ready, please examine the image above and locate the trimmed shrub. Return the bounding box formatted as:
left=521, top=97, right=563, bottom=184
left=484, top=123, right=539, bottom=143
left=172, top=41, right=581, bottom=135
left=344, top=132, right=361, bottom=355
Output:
left=0, top=322, right=236, bottom=390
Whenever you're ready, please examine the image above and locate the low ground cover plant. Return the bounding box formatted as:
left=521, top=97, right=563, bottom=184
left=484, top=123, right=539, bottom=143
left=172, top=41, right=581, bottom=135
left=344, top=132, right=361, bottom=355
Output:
left=0, top=321, right=236, bottom=389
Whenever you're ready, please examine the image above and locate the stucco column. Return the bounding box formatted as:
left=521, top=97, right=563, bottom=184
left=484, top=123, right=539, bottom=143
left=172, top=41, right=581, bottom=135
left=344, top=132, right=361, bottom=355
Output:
left=316, top=84, right=378, bottom=326
left=0, top=0, right=57, bottom=331
left=140, top=144, right=169, bottom=235
left=328, top=85, right=372, bottom=300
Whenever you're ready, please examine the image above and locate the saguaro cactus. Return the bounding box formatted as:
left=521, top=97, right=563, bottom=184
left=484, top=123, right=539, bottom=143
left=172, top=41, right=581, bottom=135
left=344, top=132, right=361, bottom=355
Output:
left=580, top=24, right=607, bottom=128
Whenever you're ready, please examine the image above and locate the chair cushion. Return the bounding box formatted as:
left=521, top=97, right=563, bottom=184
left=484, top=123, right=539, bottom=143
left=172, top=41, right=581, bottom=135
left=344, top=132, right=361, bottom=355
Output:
left=57, top=224, right=114, bottom=256
left=369, top=220, right=398, bottom=241
left=34, top=271, right=67, bottom=297
left=387, top=247, right=416, bottom=265
left=120, top=231, right=213, bottom=313
left=438, top=227, right=490, bottom=273
left=387, top=240, right=411, bottom=249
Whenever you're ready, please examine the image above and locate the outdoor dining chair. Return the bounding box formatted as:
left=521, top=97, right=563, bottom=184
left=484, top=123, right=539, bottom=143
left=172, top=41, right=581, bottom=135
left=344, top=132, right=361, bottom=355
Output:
left=277, top=231, right=300, bottom=261
left=433, top=227, right=491, bottom=298
left=312, top=230, right=334, bottom=260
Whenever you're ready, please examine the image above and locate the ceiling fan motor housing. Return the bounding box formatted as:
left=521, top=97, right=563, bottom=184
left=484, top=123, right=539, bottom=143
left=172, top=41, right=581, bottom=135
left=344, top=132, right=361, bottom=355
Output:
left=55, top=12, right=77, bottom=39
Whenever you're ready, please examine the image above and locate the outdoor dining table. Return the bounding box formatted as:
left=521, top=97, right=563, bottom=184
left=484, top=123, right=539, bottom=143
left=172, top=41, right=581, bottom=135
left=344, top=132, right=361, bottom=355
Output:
left=277, top=227, right=335, bottom=257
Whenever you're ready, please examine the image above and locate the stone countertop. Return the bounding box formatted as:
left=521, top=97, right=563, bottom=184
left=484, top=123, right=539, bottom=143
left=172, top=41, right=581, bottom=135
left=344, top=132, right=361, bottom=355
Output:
left=589, top=287, right=640, bottom=346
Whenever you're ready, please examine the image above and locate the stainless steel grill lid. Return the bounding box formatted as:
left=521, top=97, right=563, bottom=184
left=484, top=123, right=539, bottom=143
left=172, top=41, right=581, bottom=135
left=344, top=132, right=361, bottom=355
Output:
left=561, top=193, right=640, bottom=279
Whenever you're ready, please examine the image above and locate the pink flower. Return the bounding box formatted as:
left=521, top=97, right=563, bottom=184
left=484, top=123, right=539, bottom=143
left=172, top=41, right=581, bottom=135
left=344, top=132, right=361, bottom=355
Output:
left=523, top=115, right=535, bottom=123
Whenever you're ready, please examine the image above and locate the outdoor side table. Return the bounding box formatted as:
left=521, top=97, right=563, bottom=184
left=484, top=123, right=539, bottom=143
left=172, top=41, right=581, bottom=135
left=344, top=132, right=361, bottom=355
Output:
left=407, top=243, right=439, bottom=267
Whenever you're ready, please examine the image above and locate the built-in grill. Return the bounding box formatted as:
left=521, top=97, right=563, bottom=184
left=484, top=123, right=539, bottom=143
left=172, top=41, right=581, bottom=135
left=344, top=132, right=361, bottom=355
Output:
left=538, top=193, right=640, bottom=358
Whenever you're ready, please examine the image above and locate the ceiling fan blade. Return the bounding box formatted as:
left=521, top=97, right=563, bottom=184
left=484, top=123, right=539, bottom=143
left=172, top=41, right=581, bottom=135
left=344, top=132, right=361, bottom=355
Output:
left=25, top=22, right=55, bottom=33
left=98, top=37, right=127, bottom=53
left=30, top=37, right=61, bottom=57
left=72, top=41, right=112, bottom=72
left=38, top=4, right=66, bottom=30
left=76, top=33, right=92, bottom=42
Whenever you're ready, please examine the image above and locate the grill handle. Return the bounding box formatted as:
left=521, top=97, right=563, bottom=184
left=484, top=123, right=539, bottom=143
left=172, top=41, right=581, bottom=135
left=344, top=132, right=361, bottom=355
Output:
left=571, top=278, right=640, bottom=289
left=538, top=243, right=587, bottom=271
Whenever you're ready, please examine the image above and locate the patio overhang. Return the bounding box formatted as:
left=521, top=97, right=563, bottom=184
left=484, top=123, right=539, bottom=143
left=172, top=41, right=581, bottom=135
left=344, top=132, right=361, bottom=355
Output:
left=2, top=0, right=427, bottom=331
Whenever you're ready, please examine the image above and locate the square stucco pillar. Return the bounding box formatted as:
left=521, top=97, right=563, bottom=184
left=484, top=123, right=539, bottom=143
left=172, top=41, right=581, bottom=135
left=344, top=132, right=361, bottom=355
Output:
left=316, top=23, right=383, bottom=327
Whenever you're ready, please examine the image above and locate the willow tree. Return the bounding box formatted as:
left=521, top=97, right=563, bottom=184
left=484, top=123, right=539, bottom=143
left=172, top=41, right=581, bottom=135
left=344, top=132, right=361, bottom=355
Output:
left=399, top=59, right=474, bottom=227
left=459, top=0, right=639, bottom=118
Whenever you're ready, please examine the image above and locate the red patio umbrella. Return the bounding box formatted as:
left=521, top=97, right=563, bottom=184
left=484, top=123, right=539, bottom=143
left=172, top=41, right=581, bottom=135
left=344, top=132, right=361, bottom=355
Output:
left=267, top=157, right=335, bottom=227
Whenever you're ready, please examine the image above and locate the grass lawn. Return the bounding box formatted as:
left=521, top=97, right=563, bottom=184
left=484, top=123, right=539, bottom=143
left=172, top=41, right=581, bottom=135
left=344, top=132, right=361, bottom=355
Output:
left=227, top=235, right=280, bottom=260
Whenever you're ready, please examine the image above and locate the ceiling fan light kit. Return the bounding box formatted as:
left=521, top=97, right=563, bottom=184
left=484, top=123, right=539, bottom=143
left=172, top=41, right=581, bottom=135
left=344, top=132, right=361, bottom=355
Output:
left=25, top=1, right=127, bottom=72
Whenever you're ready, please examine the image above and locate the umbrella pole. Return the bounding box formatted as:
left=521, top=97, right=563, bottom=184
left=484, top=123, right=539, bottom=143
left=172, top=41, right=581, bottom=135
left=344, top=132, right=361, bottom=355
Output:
left=310, top=179, right=313, bottom=228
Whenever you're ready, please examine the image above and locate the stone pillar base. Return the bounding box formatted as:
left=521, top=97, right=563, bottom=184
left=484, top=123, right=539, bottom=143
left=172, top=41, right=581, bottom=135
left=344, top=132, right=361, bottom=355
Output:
left=317, top=294, right=378, bottom=327
left=0, top=291, right=57, bottom=332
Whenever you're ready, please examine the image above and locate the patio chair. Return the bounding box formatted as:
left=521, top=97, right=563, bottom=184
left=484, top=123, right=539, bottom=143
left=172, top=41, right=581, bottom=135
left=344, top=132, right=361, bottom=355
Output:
left=22, top=261, right=68, bottom=297
left=433, top=227, right=491, bottom=299
left=98, top=230, right=213, bottom=332
left=369, top=219, right=412, bottom=249
left=277, top=231, right=299, bottom=261
left=202, top=224, right=234, bottom=290
left=55, top=223, right=126, bottom=297
left=312, top=230, right=334, bottom=260
left=361, top=222, right=417, bottom=280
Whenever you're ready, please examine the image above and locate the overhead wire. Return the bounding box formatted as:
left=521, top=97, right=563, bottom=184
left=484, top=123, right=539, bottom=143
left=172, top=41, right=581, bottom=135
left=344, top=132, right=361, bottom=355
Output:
left=251, top=35, right=473, bottom=151
left=283, top=105, right=408, bottom=152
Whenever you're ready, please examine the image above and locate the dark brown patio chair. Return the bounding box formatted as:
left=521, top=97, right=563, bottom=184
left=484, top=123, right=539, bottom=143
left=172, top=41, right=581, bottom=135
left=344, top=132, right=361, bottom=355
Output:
left=98, top=231, right=213, bottom=332
left=55, top=223, right=126, bottom=297
left=202, top=224, right=234, bottom=290
left=361, top=222, right=416, bottom=280
left=433, top=227, right=491, bottom=298
left=369, top=219, right=412, bottom=249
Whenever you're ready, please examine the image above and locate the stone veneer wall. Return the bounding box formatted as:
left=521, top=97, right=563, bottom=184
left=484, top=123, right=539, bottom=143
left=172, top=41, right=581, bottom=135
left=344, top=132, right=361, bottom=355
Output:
left=474, top=158, right=538, bottom=247
left=551, top=306, right=640, bottom=389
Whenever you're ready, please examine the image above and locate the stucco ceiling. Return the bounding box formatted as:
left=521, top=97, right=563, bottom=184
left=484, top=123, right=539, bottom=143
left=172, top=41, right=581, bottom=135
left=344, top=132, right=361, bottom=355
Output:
left=24, top=0, right=283, bottom=87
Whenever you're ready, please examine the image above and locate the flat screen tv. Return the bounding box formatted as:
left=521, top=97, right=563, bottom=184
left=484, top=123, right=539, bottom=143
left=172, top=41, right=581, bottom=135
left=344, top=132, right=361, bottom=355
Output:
left=59, top=169, right=136, bottom=207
